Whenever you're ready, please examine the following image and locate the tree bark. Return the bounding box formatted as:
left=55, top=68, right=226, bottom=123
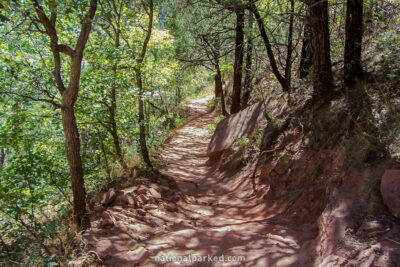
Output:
left=308, top=0, right=334, bottom=102
left=61, top=105, right=90, bottom=229
left=215, top=61, right=228, bottom=116
left=32, top=0, right=97, bottom=229
left=231, top=7, right=245, bottom=114
left=242, top=9, right=253, bottom=107
left=135, top=0, right=154, bottom=168
left=284, top=0, right=294, bottom=89
left=0, top=148, right=5, bottom=170
left=110, top=30, right=127, bottom=171
left=299, top=17, right=313, bottom=78
left=344, top=0, right=363, bottom=88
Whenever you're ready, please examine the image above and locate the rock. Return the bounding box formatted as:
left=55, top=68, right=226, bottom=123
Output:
left=88, top=196, right=97, bottom=211
left=113, top=206, right=123, bottom=212
left=144, top=204, right=158, bottom=210
left=120, top=181, right=131, bottom=188
left=114, top=194, right=126, bottom=206
left=138, top=194, right=149, bottom=204
left=94, top=204, right=103, bottom=212
left=166, top=202, right=177, bottom=212
left=148, top=188, right=162, bottom=199
left=99, top=211, right=115, bottom=228
left=124, top=194, right=135, bottom=207
left=380, top=169, right=400, bottom=218
left=137, top=187, right=148, bottom=195
left=207, top=102, right=265, bottom=161
left=137, top=209, right=146, bottom=216
left=101, top=188, right=117, bottom=206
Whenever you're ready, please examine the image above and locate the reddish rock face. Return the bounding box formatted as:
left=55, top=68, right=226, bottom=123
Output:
left=380, top=169, right=400, bottom=218
left=101, top=188, right=117, bottom=206
left=207, top=102, right=265, bottom=161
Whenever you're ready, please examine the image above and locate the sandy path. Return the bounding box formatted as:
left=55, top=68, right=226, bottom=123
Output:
left=139, top=96, right=312, bottom=266
left=84, top=96, right=315, bottom=267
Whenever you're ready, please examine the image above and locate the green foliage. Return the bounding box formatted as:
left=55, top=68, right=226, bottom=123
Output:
left=208, top=114, right=225, bottom=134
left=234, top=136, right=250, bottom=149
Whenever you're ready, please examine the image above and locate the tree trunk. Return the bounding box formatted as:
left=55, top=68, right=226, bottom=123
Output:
left=284, top=0, right=294, bottom=89
left=32, top=0, right=97, bottom=230
left=0, top=148, right=5, bottom=170
left=344, top=0, right=363, bottom=88
left=299, top=17, right=313, bottom=78
left=308, top=0, right=333, bottom=102
left=136, top=67, right=153, bottom=168
left=231, top=7, right=245, bottom=114
left=242, top=10, right=253, bottom=107
left=215, top=63, right=228, bottom=116
left=134, top=0, right=153, bottom=168
left=61, top=105, right=90, bottom=229
left=110, top=30, right=127, bottom=171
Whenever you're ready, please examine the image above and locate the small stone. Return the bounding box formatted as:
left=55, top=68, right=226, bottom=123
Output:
left=113, top=206, right=123, bottom=212
left=137, top=186, right=148, bottom=195
left=137, top=209, right=146, bottom=216
left=120, top=181, right=131, bottom=188
left=165, top=203, right=177, bottom=212
left=148, top=188, right=162, bottom=199
left=99, top=211, right=115, bottom=228
left=124, top=194, right=135, bottom=207
left=144, top=204, right=158, bottom=210
left=114, top=194, right=126, bottom=206
left=101, top=189, right=117, bottom=205
left=138, top=194, right=149, bottom=204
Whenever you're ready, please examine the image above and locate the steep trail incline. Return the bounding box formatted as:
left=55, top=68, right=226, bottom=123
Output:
left=83, top=96, right=317, bottom=267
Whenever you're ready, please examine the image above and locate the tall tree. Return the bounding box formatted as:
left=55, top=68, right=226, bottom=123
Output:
left=231, top=7, right=245, bottom=114
left=284, top=0, right=295, bottom=88
left=344, top=0, right=363, bottom=88
left=242, top=9, right=253, bottom=107
left=135, top=0, right=154, bottom=168
left=306, top=0, right=334, bottom=102
left=99, top=0, right=128, bottom=171
left=31, top=0, right=98, bottom=229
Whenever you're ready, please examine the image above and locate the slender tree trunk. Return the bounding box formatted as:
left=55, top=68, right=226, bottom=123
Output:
left=32, top=0, right=97, bottom=230
left=215, top=62, right=228, bottom=116
left=61, top=105, right=90, bottom=229
left=231, top=7, right=245, bottom=114
left=110, top=30, right=127, bottom=171
left=134, top=0, right=153, bottom=168
left=284, top=0, right=294, bottom=89
left=0, top=148, right=5, bottom=170
left=99, top=137, right=111, bottom=176
left=250, top=3, right=289, bottom=92
left=344, top=0, right=363, bottom=88
left=308, top=0, right=333, bottom=102
left=136, top=67, right=153, bottom=168
left=242, top=10, right=253, bottom=107
left=299, top=16, right=313, bottom=78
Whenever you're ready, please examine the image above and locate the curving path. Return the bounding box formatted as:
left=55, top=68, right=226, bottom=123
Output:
left=84, top=96, right=316, bottom=267
left=139, top=96, right=314, bottom=266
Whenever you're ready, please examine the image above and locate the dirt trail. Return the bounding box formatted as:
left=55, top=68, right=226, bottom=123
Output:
left=84, top=96, right=316, bottom=266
